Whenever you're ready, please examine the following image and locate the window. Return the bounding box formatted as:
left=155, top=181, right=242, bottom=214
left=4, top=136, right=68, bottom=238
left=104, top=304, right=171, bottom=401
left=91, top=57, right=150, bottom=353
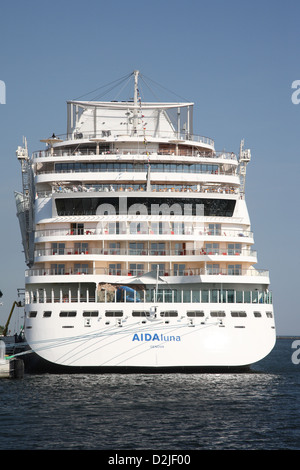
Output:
left=83, top=311, right=98, bottom=317
left=211, top=289, right=219, bottom=303
left=71, top=223, right=84, bottom=235
left=201, top=290, right=209, bottom=302
left=208, top=223, right=221, bottom=235
left=151, top=264, right=165, bottom=276
left=108, top=221, right=119, bottom=234
left=129, top=242, right=144, bottom=255
left=51, top=264, right=65, bottom=274
left=109, top=263, right=121, bottom=275
left=151, top=242, right=165, bottom=255
left=171, top=221, right=184, bottom=234
left=174, top=264, right=185, bottom=276
left=210, top=311, right=226, bottom=317
left=109, top=242, right=120, bottom=254
left=187, top=311, right=204, bottom=317
left=52, top=243, right=65, bottom=255
left=132, top=311, right=150, bottom=317
left=192, top=290, right=200, bottom=302
left=227, top=289, right=235, bottom=303
left=205, top=243, right=219, bottom=254
left=43, top=311, right=52, bottom=317
left=254, top=311, right=262, bottom=317
left=174, top=243, right=184, bottom=255
left=231, top=311, right=247, bottom=317
left=266, top=311, right=273, bottom=318
left=59, top=311, right=77, bottom=317
left=207, top=264, right=219, bottom=274
left=28, top=311, right=37, bottom=318
left=159, top=289, right=174, bottom=302
left=130, top=220, right=147, bottom=234
left=228, top=264, right=241, bottom=275
left=160, top=311, right=178, bottom=317
left=74, top=263, right=89, bottom=274
left=75, top=242, right=89, bottom=254
left=129, top=264, right=144, bottom=276
left=228, top=243, right=241, bottom=255
left=182, top=291, right=191, bottom=302
left=105, top=311, right=123, bottom=317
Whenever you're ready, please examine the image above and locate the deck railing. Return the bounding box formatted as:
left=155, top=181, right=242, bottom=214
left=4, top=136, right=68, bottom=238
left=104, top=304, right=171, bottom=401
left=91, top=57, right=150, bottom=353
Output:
left=34, top=247, right=257, bottom=258
left=25, top=267, right=268, bottom=278
left=32, top=148, right=237, bottom=160
left=25, top=287, right=273, bottom=305
left=34, top=227, right=253, bottom=239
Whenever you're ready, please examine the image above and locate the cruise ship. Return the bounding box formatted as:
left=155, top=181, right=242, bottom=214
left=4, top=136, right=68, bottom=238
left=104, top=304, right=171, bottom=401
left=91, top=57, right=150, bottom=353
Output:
left=14, top=71, right=275, bottom=372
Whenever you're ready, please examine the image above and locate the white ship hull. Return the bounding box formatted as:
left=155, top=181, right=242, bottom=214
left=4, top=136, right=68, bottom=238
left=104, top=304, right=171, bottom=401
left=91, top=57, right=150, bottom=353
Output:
left=24, top=302, right=275, bottom=371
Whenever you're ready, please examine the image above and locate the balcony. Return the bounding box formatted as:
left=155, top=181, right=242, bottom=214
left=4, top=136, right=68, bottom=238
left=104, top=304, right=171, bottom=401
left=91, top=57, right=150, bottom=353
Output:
left=32, top=142, right=237, bottom=161
left=34, top=226, right=254, bottom=240
left=34, top=247, right=257, bottom=259
left=25, top=266, right=269, bottom=278
left=36, top=183, right=239, bottom=199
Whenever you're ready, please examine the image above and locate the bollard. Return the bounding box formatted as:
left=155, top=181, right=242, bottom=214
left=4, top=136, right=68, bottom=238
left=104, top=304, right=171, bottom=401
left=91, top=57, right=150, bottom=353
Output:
left=9, top=358, right=24, bottom=379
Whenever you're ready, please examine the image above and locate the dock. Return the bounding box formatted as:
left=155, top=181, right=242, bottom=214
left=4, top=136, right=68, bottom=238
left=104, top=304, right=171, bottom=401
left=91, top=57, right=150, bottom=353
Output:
left=0, top=340, right=24, bottom=379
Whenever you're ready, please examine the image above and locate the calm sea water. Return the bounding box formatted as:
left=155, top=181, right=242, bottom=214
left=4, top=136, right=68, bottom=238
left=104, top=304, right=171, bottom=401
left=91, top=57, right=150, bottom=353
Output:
left=0, top=338, right=299, bottom=451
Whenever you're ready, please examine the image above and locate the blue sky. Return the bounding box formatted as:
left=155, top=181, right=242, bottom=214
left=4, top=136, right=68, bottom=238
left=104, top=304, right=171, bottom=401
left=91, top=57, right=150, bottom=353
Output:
left=0, top=0, right=299, bottom=335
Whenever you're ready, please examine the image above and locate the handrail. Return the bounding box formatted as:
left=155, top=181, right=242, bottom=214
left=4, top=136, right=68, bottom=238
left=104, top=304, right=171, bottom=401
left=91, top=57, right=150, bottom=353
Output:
left=35, top=129, right=215, bottom=148
left=32, top=149, right=237, bottom=160
left=25, top=267, right=268, bottom=277
left=36, top=167, right=237, bottom=176
left=34, top=227, right=253, bottom=239
left=36, top=185, right=239, bottom=198
left=34, top=247, right=257, bottom=258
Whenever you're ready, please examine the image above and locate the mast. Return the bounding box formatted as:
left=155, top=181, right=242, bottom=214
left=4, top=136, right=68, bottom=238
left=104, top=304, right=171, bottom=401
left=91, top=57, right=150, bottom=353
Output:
left=15, top=137, right=35, bottom=267
left=239, top=139, right=251, bottom=198
left=133, top=70, right=139, bottom=134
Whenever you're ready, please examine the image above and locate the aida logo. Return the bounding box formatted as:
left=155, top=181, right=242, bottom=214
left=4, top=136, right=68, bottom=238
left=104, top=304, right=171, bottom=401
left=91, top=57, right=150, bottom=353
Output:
left=0, top=80, right=6, bottom=104
left=132, top=333, right=181, bottom=342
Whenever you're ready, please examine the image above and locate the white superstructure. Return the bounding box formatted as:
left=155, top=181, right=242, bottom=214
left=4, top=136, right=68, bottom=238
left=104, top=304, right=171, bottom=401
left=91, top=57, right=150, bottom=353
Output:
left=15, top=71, right=275, bottom=371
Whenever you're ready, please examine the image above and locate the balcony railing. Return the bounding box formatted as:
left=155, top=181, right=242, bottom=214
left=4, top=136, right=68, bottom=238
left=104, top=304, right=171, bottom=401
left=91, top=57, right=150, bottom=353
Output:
left=32, top=148, right=238, bottom=160
left=34, top=227, right=253, bottom=239
left=36, top=184, right=239, bottom=198
left=36, top=167, right=237, bottom=176
left=34, top=247, right=257, bottom=258
left=25, top=267, right=269, bottom=278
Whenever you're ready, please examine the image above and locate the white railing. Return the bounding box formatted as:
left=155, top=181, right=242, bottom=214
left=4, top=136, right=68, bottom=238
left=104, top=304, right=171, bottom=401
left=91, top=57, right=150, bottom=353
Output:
left=25, top=287, right=273, bottom=305
left=32, top=148, right=237, bottom=160
left=34, top=247, right=257, bottom=258
left=34, top=227, right=253, bottom=239
left=36, top=184, right=239, bottom=198
left=25, top=267, right=268, bottom=277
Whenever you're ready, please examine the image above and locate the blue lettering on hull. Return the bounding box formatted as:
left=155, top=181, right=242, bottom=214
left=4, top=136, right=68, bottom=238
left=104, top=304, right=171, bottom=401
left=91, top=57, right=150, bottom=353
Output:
left=132, top=333, right=181, bottom=342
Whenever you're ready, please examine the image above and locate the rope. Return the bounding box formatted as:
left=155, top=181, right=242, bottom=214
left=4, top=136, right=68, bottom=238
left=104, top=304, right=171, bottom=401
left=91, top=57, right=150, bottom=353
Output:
left=6, top=320, right=218, bottom=362
left=72, top=72, right=133, bottom=101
